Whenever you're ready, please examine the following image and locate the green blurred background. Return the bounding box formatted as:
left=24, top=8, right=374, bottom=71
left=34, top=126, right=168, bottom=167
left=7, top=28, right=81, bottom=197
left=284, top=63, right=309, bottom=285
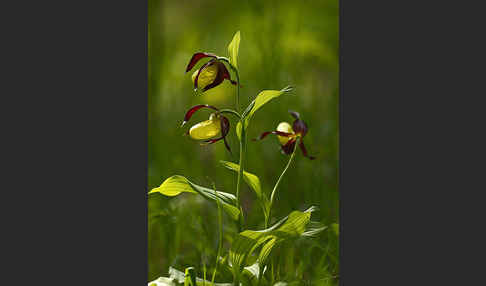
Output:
left=149, top=0, right=338, bottom=283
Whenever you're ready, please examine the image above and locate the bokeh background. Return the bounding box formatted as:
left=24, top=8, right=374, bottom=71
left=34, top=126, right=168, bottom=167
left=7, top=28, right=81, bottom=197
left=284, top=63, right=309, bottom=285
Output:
left=149, top=0, right=338, bottom=283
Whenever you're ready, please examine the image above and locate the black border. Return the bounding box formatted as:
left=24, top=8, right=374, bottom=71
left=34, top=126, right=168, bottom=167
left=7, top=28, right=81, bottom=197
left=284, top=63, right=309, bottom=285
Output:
left=4, top=0, right=148, bottom=284
left=4, top=0, right=481, bottom=284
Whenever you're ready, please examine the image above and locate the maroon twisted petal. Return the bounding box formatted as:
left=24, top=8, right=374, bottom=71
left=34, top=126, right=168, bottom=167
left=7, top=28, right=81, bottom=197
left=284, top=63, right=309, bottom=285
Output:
left=253, top=131, right=294, bottom=141
left=219, top=62, right=237, bottom=86
left=185, top=52, right=217, bottom=73
left=292, top=119, right=308, bottom=137
left=299, top=139, right=316, bottom=160
left=289, top=110, right=301, bottom=119
left=281, top=138, right=297, bottom=155
left=181, top=104, right=219, bottom=126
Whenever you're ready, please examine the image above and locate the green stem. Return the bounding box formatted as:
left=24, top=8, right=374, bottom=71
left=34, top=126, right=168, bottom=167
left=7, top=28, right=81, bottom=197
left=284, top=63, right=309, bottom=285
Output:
left=257, top=264, right=263, bottom=286
left=236, top=124, right=245, bottom=232
left=235, top=70, right=240, bottom=113
left=233, top=273, right=240, bottom=286
left=219, top=56, right=244, bottom=232
left=218, top=109, right=241, bottom=119
left=219, top=58, right=244, bottom=284
left=265, top=138, right=299, bottom=228
left=211, top=186, right=223, bottom=286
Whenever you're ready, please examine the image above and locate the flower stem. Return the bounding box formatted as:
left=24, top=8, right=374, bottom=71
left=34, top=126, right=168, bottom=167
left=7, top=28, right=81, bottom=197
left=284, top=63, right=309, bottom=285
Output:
left=265, top=138, right=299, bottom=228
left=235, top=69, right=240, bottom=113
left=218, top=109, right=241, bottom=119
left=211, top=185, right=223, bottom=286
left=226, top=60, right=244, bottom=232
left=236, top=126, right=246, bottom=232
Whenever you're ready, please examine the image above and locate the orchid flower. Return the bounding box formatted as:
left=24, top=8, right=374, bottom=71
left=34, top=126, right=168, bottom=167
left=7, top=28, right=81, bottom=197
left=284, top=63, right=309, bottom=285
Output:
left=181, top=104, right=231, bottom=153
left=185, top=52, right=237, bottom=92
left=254, top=111, right=315, bottom=159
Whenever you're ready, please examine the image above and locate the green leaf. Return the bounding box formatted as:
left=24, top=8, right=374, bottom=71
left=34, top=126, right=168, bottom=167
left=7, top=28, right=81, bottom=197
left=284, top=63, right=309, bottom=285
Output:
left=168, top=267, right=185, bottom=283
left=331, top=223, right=339, bottom=236
left=168, top=267, right=233, bottom=286
left=243, top=263, right=260, bottom=279
left=273, top=282, right=301, bottom=286
left=239, top=86, right=293, bottom=134
left=149, top=175, right=240, bottom=221
left=220, top=161, right=269, bottom=219
left=241, top=100, right=255, bottom=118
left=220, top=161, right=263, bottom=199
left=236, top=121, right=242, bottom=140
left=240, top=262, right=269, bottom=285
left=147, top=277, right=177, bottom=286
left=227, top=31, right=240, bottom=68
left=236, top=101, right=255, bottom=140
left=229, top=206, right=325, bottom=274
left=184, top=267, right=197, bottom=286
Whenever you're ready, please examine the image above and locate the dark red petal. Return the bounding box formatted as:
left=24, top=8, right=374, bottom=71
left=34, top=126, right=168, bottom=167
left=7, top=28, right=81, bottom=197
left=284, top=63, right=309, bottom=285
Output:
left=223, top=136, right=232, bottom=154
left=289, top=110, right=300, bottom=119
left=299, top=140, right=315, bottom=160
left=253, top=131, right=294, bottom=141
left=186, top=52, right=217, bottom=73
left=181, top=104, right=219, bottom=126
left=218, top=62, right=240, bottom=86
left=292, top=119, right=308, bottom=137
left=220, top=116, right=230, bottom=137
left=218, top=62, right=238, bottom=85
left=281, top=138, right=297, bottom=155
left=221, top=117, right=232, bottom=153
left=194, top=59, right=217, bottom=90
left=219, top=62, right=231, bottom=80
left=202, top=137, right=222, bottom=144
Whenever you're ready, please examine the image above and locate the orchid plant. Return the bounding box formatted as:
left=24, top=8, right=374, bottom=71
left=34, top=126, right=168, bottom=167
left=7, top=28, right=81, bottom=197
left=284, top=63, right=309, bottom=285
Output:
left=149, top=31, right=329, bottom=286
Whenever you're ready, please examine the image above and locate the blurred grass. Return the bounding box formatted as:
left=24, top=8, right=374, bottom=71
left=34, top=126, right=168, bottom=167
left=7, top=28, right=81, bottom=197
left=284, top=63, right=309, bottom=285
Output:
left=149, top=0, right=338, bottom=283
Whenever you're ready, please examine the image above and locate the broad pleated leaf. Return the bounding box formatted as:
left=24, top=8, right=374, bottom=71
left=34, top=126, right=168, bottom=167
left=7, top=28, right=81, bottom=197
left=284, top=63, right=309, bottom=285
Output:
left=302, top=221, right=328, bottom=237
left=220, top=160, right=269, bottom=220
left=243, top=263, right=260, bottom=279
left=240, top=263, right=269, bottom=285
left=149, top=175, right=240, bottom=221
left=227, top=31, right=240, bottom=68
left=229, top=206, right=324, bottom=274
left=219, top=161, right=263, bottom=200
left=238, top=87, right=293, bottom=138
left=246, top=90, right=285, bottom=122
